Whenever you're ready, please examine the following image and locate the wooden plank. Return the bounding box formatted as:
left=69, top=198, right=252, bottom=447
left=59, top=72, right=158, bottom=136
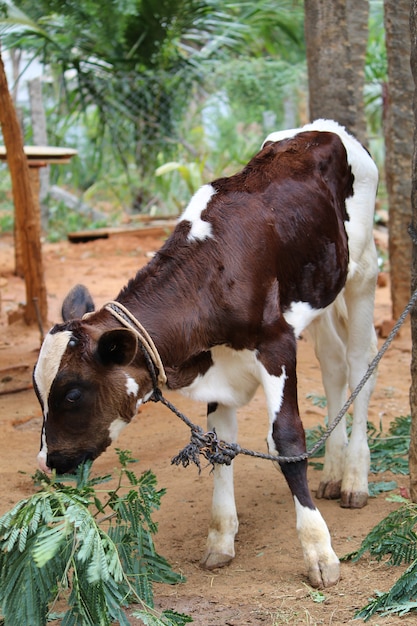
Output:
left=0, top=365, right=32, bottom=396
left=67, top=223, right=176, bottom=243
left=0, top=145, right=77, bottom=165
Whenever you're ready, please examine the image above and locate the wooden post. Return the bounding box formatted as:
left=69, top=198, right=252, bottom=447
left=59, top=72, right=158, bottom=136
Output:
left=28, top=77, right=50, bottom=229
left=0, top=52, right=47, bottom=325
left=409, top=0, right=417, bottom=501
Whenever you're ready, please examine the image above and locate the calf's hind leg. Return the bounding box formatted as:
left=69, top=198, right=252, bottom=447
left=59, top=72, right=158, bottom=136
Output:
left=200, top=402, right=239, bottom=570
left=341, top=273, right=378, bottom=508
left=308, top=309, right=349, bottom=501
left=310, top=270, right=377, bottom=509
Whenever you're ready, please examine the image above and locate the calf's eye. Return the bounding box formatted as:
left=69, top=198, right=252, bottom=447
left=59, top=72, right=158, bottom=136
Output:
left=65, top=389, right=82, bottom=404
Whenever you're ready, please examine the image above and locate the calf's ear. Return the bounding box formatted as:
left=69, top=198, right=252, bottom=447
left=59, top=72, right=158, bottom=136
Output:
left=97, top=328, right=138, bottom=366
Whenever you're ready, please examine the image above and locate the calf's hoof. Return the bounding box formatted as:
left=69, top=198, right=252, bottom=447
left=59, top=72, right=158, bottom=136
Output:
left=316, top=479, right=342, bottom=500
left=200, top=550, right=234, bottom=570
left=340, top=490, right=368, bottom=509
left=308, top=558, right=340, bottom=589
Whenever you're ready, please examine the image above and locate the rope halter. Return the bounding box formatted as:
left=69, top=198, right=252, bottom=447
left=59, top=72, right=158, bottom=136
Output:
left=104, top=301, right=167, bottom=388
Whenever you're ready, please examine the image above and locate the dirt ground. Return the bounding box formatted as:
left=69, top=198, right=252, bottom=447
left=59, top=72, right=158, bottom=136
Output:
left=0, top=228, right=415, bottom=625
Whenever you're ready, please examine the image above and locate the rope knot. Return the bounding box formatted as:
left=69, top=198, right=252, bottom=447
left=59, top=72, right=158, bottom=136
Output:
left=171, top=428, right=241, bottom=471
left=150, top=387, right=163, bottom=403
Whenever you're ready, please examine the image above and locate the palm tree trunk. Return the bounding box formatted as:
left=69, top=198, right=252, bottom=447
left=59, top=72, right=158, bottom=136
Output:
left=304, top=0, right=368, bottom=143
left=384, top=0, right=414, bottom=320
left=409, top=0, right=417, bottom=502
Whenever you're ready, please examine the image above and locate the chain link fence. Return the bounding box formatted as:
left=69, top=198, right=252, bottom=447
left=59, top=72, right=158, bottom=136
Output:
left=0, top=56, right=307, bottom=232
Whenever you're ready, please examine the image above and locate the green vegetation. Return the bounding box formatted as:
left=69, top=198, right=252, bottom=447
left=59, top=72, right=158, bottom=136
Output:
left=0, top=1, right=305, bottom=217
left=46, top=201, right=108, bottom=242
left=0, top=165, right=13, bottom=232
left=345, top=500, right=417, bottom=620
left=305, top=404, right=410, bottom=478
left=306, top=410, right=417, bottom=620
left=0, top=449, right=191, bottom=626
left=0, top=1, right=388, bottom=237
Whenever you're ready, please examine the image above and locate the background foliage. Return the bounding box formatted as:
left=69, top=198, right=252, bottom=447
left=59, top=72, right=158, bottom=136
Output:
left=0, top=0, right=386, bottom=233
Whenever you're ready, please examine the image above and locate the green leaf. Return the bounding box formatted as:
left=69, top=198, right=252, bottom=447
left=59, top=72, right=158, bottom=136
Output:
left=132, top=609, right=193, bottom=625
left=355, top=559, right=417, bottom=620
left=32, top=519, right=70, bottom=567
left=0, top=451, right=188, bottom=625
left=368, top=480, right=398, bottom=497
left=161, top=609, right=193, bottom=624
left=155, top=161, right=183, bottom=176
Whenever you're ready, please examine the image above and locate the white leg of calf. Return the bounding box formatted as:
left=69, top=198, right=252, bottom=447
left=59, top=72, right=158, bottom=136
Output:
left=341, top=432, right=370, bottom=508
left=340, top=377, right=374, bottom=507
left=320, top=418, right=347, bottom=498
left=201, top=404, right=239, bottom=570
left=201, top=463, right=238, bottom=569
left=309, top=313, right=348, bottom=499
left=294, top=497, right=340, bottom=588
left=342, top=277, right=378, bottom=508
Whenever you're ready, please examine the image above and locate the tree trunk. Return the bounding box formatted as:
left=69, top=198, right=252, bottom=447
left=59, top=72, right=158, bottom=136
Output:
left=0, top=52, right=48, bottom=326
left=28, top=77, right=50, bottom=230
left=345, top=0, right=368, bottom=143
left=304, top=0, right=369, bottom=144
left=409, top=0, right=417, bottom=502
left=9, top=47, right=22, bottom=105
left=384, top=0, right=414, bottom=320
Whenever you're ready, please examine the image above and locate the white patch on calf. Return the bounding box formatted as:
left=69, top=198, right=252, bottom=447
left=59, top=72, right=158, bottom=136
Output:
left=283, top=301, right=324, bottom=338
left=293, top=496, right=339, bottom=587
left=37, top=431, right=49, bottom=473
left=181, top=345, right=260, bottom=406
left=35, top=330, right=72, bottom=471
left=257, top=365, right=288, bottom=455
left=34, top=330, right=73, bottom=417
left=179, top=184, right=216, bottom=242
left=124, top=374, right=142, bottom=419
left=109, top=418, right=128, bottom=442
left=125, top=374, right=139, bottom=397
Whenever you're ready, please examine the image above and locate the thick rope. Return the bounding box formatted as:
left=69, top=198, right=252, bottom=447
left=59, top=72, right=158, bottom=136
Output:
left=104, top=301, right=167, bottom=387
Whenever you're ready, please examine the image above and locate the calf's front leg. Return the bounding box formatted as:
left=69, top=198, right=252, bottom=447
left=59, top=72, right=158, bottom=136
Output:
left=281, top=460, right=340, bottom=588
left=259, top=352, right=340, bottom=588
left=200, top=402, right=239, bottom=570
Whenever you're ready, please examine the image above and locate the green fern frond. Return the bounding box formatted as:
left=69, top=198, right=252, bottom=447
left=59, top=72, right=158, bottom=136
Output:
left=369, top=415, right=410, bottom=475
left=161, top=610, right=193, bottom=625
left=0, top=450, right=189, bottom=626
left=348, top=501, right=417, bottom=620
left=32, top=518, right=71, bottom=567
left=356, top=559, right=417, bottom=621
left=306, top=414, right=411, bottom=477
left=344, top=502, right=417, bottom=565
left=132, top=608, right=193, bottom=625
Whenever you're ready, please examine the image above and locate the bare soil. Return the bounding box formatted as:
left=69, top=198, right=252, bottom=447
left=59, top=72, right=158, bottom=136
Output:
left=0, top=229, right=414, bottom=625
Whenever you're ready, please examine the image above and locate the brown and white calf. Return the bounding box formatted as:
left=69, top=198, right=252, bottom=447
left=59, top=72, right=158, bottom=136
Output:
left=33, top=119, right=379, bottom=588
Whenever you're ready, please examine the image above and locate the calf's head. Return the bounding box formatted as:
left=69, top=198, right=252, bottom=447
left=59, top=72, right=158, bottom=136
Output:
left=33, top=319, right=151, bottom=474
